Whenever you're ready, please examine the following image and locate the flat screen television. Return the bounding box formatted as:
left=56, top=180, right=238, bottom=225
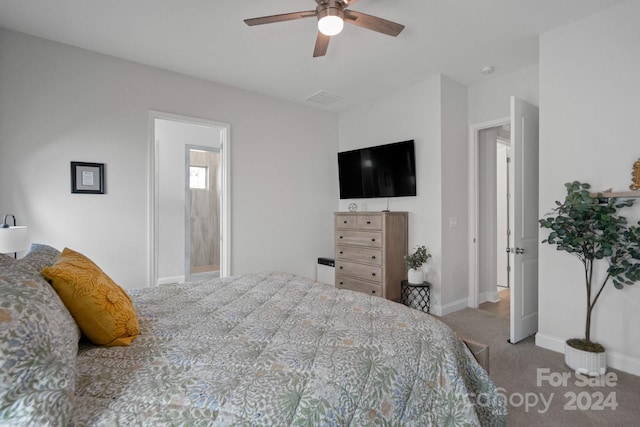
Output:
left=338, top=140, right=416, bottom=199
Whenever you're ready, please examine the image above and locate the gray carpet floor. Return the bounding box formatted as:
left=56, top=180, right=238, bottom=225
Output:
left=440, top=304, right=640, bottom=426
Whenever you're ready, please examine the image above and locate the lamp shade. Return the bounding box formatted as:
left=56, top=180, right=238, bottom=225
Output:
left=0, top=226, right=29, bottom=254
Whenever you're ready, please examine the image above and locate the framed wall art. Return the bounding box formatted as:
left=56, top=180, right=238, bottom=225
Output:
left=71, top=161, right=105, bottom=194
left=630, top=158, right=640, bottom=191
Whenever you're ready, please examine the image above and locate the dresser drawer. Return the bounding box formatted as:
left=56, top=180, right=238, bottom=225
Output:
left=336, top=275, right=383, bottom=297
left=357, top=215, right=382, bottom=230
left=335, top=260, right=382, bottom=283
left=335, top=230, right=382, bottom=248
left=335, top=214, right=357, bottom=230
left=336, top=245, right=382, bottom=266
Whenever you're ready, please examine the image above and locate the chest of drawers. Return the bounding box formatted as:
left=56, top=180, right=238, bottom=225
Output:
left=334, top=211, right=408, bottom=301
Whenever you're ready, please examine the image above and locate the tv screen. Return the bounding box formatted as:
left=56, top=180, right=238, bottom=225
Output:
left=338, top=140, right=416, bottom=199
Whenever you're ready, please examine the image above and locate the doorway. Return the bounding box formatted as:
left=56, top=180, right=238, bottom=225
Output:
left=475, top=123, right=512, bottom=307
left=186, top=146, right=221, bottom=281
left=468, top=97, right=540, bottom=343
left=149, top=111, right=230, bottom=286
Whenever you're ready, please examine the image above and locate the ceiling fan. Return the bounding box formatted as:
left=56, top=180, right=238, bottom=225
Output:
left=244, top=0, right=405, bottom=57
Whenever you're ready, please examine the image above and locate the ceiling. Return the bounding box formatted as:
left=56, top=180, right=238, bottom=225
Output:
left=0, top=0, right=626, bottom=112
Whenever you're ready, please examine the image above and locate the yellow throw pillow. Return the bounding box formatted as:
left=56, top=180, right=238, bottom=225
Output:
left=42, top=247, right=139, bottom=346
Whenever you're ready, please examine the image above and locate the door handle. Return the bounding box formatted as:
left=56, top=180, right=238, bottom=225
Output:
left=507, top=247, right=525, bottom=254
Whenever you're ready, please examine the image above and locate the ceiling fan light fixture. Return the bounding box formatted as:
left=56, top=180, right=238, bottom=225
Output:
left=318, top=15, right=343, bottom=36
left=317, top=6, right=344, bottom=36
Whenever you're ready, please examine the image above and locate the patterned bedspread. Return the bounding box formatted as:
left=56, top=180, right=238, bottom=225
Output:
left=71, top=272, right=506, bottom=426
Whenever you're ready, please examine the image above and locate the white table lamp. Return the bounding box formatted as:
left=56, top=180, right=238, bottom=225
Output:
left=0, top=214, right=29, bottom=257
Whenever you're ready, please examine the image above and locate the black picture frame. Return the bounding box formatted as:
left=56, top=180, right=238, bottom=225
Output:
left=71, top=162, right=105, bottom=194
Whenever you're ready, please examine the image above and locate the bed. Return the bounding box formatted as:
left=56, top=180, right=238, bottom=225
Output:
left=1, top=245, right=506, bottom=426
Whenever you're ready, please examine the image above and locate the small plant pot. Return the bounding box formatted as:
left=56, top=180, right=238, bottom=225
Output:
left=407, top=268, right=424, bottom=284
left=565, top=341, right=607, bottom=376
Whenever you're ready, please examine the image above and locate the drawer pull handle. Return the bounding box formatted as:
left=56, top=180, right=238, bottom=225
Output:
left=339, top=282, right=343, bottom=285
left=371, top=238, right=376, bottom=242
left=366, top=221, right=371, bottom=224
left=371, top=256, right=376, bottom=259
left=371, top=273, right=376, bottom=276
left=339, top=236, right=343, bottom=239
left=339, top=251, right=343, bottom=254
left=343, top=220, right=347, bottom=224
left=371, top=290, right=376, bottom=294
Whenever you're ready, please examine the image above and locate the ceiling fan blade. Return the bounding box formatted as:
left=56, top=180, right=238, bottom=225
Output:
left=313, top=32, right=331, bottom=57
left=244, top=10, right=316, bottom=26
left=344, top=10, right=404, bottom=36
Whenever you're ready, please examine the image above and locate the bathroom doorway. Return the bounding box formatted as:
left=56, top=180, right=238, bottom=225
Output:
left=149, top=111, right=230, bottom=286
left=186, top=146, right=221, bottom=280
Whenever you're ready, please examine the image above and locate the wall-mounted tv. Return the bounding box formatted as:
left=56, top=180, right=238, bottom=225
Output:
left=338, top=140, right=416, bottom=199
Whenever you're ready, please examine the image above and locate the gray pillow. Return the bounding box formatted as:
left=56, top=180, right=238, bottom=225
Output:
left=21, top=243, right=61, bottom=272
left=0, top=253, right=80, bottom=425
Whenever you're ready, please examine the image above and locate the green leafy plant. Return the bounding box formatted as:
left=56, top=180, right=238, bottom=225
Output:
left=404, top=245, right=432, bottom=270
left=539, top=181, right=640, bottom=352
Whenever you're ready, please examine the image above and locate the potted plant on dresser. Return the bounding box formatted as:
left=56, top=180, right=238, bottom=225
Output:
left=539, top=181, right=640, bottom=375
left=404, top=245, right=432, bottom=284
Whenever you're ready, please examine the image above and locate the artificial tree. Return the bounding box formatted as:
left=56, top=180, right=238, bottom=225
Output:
left=539, top=181, right=640, bottom=352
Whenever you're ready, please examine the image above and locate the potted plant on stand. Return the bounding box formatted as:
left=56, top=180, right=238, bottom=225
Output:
left=539, top=181, right=640, bottom=375
left=404, top=245, right=431, bottom=284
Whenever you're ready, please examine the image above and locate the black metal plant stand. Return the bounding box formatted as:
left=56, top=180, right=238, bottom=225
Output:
left=401, top=280, right=431, bottom=314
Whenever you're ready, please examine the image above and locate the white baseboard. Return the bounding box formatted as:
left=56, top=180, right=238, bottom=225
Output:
left=441, top=297, right=469, bottom=316
left=479, top=290, right=500, bottom=304
left=487, top=290, right=500, bottom=303
left=477, top=291, right=487, bottom=304
left=157, top=275, right=184, bottom=286
left=536, top=332, right=640, bottom=377
left=535, top=332, right=566, bottom=353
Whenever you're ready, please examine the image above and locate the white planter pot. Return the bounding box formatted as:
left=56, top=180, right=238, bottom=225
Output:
left=407, top=268, right=424, bottom=284
left=565, top=342, right=607, bottom=376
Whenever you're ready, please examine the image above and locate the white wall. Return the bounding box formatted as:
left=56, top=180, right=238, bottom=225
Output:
left=496, top=144, right=509, bottom=291
left=0, top=29, right=339, bottom=288
left=440, top=76, right=470, bottom=312
left=339, top=75, right=470, bottom=315
left=537, top=0, right=640, bottom=375
left=468, top=64, right=539, bottom=125
left=477, top=127, right=499, bottom=304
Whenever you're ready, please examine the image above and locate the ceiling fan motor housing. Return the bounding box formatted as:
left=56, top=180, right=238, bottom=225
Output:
left=317, top=1, right=344, bottom=19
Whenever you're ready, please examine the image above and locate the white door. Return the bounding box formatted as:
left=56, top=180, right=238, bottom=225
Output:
left=509, top=96, right=539, bottom=343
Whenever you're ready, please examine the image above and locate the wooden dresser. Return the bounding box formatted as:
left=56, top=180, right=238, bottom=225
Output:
left=334, top=211, right=408, bottom=301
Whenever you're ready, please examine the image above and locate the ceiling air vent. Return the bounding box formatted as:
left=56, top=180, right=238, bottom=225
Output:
left=306, top=90, right=343, bottom=105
